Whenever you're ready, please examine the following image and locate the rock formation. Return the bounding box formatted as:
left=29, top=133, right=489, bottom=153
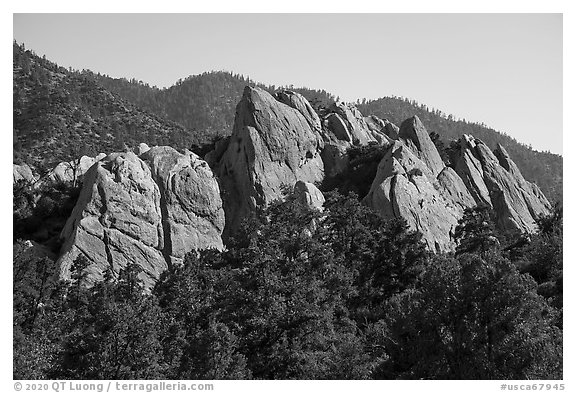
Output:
left=293, top=181, right=325, bottom=211
left=363, top=138, right=475, bottom=252
left=454, top=136, right=551, bottom=233
left=46, top=153, right=107, bottom=184
left=58, top=148, right=225, bottom=288
left=214, top=86, right=325, bottom=234
left=364, top=121, right=551, bottom=251
left=141, top=146, right=225, bottom=264
left=13, top=163, right=36, bottom=183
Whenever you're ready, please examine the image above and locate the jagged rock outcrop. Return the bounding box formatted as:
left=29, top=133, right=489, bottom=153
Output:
left=321, top=105, right=393, bottom=178
left=215, top=86, right=325, bottom=234
left=294, top=181, right=325, bottom=211
left=141, top=146, right=224, bottom=264
left=13, top=163, right=35, bottom=183
left=363, top=140, right=474, bottom=252
left=58, top=148, right=225, bottom=288
left=455, top=136, right=551, bottom=232
left=46, top=153, right=107, bottom=184
left=275, top=90, right=322, bottom=131
left=399, top=116, right=445, bottom=176
left=365, top=124, right=552, bottom=251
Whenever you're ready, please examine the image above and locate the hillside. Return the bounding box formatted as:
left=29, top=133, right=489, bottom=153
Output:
left=13, top=42, right=194, bottom=171
left=13, top=42, right=561, bottom=202
left=93, top=71, right=337, bottom=144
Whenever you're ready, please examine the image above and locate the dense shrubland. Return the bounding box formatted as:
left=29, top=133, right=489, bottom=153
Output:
left=14, top=190, right=563, bottom=380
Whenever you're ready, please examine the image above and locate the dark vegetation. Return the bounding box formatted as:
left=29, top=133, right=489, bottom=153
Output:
left=14, top=190, right=563, bottom=380
left=13, top=42, right=193, bottom=172
left=13, top=179, right=80, bottom=251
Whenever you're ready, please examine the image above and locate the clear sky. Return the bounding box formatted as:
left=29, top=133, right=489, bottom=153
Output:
left=13, top=13, right=562, bottom=154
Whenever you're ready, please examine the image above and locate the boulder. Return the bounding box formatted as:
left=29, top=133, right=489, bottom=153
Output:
left=293, top=181, right=325, bottom=211
left=214, top=86, right=325, bottom=234
left=136, top=142, right=151, bottom=155
left=13, top=163, right=35, bottom=183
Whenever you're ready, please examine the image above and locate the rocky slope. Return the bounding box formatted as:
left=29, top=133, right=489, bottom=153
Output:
left=14, top=76, right=553, bottom=286
left=57, top=148, right=224, bottom=288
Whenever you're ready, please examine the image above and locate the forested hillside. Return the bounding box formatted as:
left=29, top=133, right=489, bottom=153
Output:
left=14, top=191, right=563, bottom=379
left=13, top=42, right=193, bottom=171
left=93, top=71, right=337, bottom=144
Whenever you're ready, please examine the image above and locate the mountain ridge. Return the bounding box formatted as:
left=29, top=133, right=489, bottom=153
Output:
left=13, top=41, right=562, bottom=203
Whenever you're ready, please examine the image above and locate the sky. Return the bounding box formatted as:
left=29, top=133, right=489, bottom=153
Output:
left=13, top=13, right=562, bottom=154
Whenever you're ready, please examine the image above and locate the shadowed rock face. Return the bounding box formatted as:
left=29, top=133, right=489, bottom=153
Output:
left=58, top=148, right=225, bottom=289
left=215, top=86, right=325, bottom=235
left=321, top=104, right=393, bottom=178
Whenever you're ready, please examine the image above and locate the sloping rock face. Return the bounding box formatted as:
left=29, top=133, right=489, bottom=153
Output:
left=399, top=116, right=445, bottom=176
left=58, top=152, right=165, bottom=288
left=275, top=90, right=322, bottom=131
left=455, top=136, right=551, bottom=232
left=141, top=146, right=225, bottom=264
left=214, top=86, right=325, bottom=234
left=58, top=149, right=225, bottom=288
left=363, top=140, right=474, bottom=252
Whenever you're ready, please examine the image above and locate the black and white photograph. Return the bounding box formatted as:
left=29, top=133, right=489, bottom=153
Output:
left=8, top=9, right=567, bottom=388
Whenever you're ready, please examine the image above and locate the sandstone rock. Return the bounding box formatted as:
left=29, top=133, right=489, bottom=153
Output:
left=294, top=181, right=325, bottom=211
left=398, top=116, right=445, bottom=176
left=13, top=163, right=35, bottom=183
left=141, top=146, right=224, bottom=263
left=215, top=86, right=325, bottom=234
